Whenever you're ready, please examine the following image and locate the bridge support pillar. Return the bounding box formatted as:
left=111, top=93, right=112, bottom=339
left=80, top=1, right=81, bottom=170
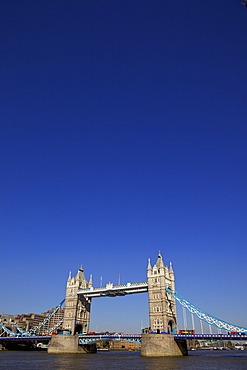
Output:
left=141, top=334, right=187, bottom=357
left=48, top=335, right=96, bottom=354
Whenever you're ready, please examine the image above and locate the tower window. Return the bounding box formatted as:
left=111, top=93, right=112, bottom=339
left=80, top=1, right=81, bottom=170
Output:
left=153, top=294, right=160, bottom=299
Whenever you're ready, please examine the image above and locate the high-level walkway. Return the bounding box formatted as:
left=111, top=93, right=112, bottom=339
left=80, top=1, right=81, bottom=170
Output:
left=78, top=281, right=148, bottom=297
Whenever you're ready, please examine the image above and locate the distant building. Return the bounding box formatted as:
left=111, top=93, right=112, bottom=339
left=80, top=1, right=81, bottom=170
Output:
left=0, top=314, right=17, bottom=335
left=0, top=307, right=64, bottom=335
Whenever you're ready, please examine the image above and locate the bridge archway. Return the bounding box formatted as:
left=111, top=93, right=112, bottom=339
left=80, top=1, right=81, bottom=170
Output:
left=168, top=320, right=175, bottom=334
left=75, top=324, right=83, bottom=335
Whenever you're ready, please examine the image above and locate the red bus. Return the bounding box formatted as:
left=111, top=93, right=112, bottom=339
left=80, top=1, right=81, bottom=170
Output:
left=179, top=330, right=195, bottom=335
left=85, top=332, right=106, bottom=335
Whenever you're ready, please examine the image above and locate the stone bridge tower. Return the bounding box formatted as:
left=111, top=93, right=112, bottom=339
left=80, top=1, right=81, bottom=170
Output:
left=62, top=267, right=92, bottom=335
left=147, top=253, right=177, bottom=334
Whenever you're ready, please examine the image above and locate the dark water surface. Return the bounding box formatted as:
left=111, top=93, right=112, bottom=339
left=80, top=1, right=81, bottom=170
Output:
left=0, top=350, right=247, bottom=370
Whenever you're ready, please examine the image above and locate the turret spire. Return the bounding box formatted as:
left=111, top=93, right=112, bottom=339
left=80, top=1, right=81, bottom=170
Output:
left=169, top=262, right=174, bottom=273
left=155, top=252, right=164, bottom=268
left=89, top=274, right=93, bottom=288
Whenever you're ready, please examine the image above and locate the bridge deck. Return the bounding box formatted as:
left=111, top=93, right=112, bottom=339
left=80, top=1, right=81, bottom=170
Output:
left=78, top=333, right=247, bottom=344
left=175, top=334, right=247, bottom=340
left=1, top=333, right=247, bottom=343
left=78, top=281, right=148, bottom=297
left=0, top=335, right=51, bottom=341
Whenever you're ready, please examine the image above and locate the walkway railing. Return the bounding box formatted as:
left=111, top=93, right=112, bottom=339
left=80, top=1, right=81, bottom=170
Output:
left=78, top=281, right=148, bottom=297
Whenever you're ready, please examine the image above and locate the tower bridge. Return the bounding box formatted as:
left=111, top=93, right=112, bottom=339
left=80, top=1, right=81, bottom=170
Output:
left=61, top=252, right=177, bottom=341
left=1, top=252, right=247, bottom=356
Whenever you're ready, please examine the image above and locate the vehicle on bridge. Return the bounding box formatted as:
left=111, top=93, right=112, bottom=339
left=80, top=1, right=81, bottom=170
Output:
left=85, top=332, right=107, bottom=335
left=179, top=330, right=195, bottom=335
left=228, top=332, right=247, bottom=336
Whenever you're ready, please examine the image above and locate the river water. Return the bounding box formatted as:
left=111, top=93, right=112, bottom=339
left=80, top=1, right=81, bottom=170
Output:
left=0, top=350, right=247, bottom=369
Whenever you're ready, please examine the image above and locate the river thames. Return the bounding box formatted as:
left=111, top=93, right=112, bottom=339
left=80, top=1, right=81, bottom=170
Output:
left=0, top=350, right=247, bottom=369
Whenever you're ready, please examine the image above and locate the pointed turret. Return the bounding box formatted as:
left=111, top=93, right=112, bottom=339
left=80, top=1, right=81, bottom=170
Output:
left=155, top=252, right=165, bottom=269
left=89, top=274, right=93, bottom=288
left=75, top=266, right=88, bottom=288
left=76, top=266, right=85, bottom=279
left=169, top=262, right=174, bottom=274
left=147, top=258, right=152, bottom=278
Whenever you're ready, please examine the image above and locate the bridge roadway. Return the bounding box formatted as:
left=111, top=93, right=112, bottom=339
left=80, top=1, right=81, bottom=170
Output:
left=1, top=333, right=247, bottom=344
left=78, top=333, right=247, bottom=344
left=0, top=335, right=52, bottom=342
left=78, top=281, right=148, bottom=297
left=175, top=334, right=247, bottom=341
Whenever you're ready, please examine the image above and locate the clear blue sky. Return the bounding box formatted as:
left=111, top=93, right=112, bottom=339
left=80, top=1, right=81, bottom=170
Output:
left=1, top=1, right=247, bottom=333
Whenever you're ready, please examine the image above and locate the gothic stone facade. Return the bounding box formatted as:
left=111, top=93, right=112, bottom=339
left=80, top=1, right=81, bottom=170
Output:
left=147, top=253, right=177, bottom=334
left=62, top=267, right=92, bottom=335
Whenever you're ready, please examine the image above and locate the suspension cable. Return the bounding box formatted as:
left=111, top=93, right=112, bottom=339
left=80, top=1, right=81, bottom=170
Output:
left=165, top=287, right=247, bottom=334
